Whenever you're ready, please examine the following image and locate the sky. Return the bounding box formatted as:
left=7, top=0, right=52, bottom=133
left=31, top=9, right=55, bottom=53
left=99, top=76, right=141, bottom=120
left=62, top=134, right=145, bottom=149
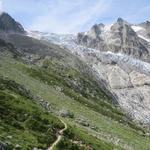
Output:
left=1, top=0, right=150, bottom=33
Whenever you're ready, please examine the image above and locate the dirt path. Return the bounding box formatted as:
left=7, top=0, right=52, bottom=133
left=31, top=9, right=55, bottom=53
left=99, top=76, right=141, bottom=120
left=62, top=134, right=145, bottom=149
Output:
left=47, top=119, right=67, bottom=150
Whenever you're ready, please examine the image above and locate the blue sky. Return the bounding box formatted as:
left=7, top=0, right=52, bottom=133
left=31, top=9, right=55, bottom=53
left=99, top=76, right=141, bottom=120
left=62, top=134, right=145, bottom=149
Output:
left=1, top=0, right=150, bottom=33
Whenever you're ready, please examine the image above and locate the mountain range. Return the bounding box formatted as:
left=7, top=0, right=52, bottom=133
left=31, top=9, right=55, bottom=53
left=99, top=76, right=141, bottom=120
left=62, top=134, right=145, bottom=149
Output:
left=0, top=12, right=150, bottom=150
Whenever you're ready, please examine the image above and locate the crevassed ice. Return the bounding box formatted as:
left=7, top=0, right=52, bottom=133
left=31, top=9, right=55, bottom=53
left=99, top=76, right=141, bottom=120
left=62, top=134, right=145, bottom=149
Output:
left=28, top=31, right=150, bottom=76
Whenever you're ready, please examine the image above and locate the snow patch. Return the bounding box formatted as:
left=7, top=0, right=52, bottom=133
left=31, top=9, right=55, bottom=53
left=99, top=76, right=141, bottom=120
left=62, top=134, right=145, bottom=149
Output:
left=131, top=25, right=144, bottom=32
left=27, top=31, right=43, bottom=40
left=103, top=24, right=112, bottom=32
left=138, top=35, right=150, bottom=42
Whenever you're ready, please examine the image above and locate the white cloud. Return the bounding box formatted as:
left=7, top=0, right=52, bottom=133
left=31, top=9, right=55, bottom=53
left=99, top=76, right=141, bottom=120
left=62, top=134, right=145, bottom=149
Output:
left=29, top=0, right=112, bottom=33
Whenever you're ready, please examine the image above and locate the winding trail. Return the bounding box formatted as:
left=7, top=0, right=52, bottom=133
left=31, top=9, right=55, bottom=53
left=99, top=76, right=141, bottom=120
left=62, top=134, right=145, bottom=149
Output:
left=47, top=119, right=67, bottom=150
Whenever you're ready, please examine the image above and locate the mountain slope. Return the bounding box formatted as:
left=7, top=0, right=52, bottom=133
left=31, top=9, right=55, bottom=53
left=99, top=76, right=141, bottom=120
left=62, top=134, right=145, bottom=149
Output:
left=0, top=49, right=125, bottom=150
left=31, top=19, right=150, bottom=125
left=0, top=77, right=64, bottom=149
left=77, top=18, right=150, bottom=62
left=0, top=38, right=127, bottom=150
left=1, top=13, right=150, bottom=150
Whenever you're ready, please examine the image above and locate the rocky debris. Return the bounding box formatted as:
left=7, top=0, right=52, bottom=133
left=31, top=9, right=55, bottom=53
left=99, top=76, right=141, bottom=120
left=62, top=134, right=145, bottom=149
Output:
left=90, top=126, right=99, bottom=131
left=93, top=59, right=150, bottom=124
left=33, top=148, right=38, bottom=150
left=58, top=109, right=74, bottom=118
left=71, top=140, right=93, bottom=150
left=108, top=66, right=132, bottom=89
left=113, top=86, right=150, bottom=124
left=37, top=98, right=52, bottom=111
left=55, top=86, right=62, bottom=92
left=76, top=116, right=89, bottom=127
left=6, top=135, right=12, bottom=139
left=130, top=71, right=150, bottom=86
left=15, top=144, right=21, bottom=149
left=93, top=131, right=133, bottom=150
left=32, top=148, right=43, bottom=150
left=23, top=54, right=42, bottom=63
left=0, top=141, right=7, bottom=150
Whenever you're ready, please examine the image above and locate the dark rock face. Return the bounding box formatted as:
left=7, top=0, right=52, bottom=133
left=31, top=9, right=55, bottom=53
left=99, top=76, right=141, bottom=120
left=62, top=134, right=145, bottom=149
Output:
left=109, top=19, right=149, bottom=60
left=0, top=12, right=25, bottom=34
left=77, top=18, right=150, bottom=62
left=77, top=24, right=106, bottom=51
left=139, top=21, right=150, bottom=39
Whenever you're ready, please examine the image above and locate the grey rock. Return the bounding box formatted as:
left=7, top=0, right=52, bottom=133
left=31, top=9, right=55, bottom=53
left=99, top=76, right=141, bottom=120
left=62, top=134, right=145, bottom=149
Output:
left=7, top=135, right=12, bottom=139
left=77, top=19, right=150, bottom=62
left=59, top=109, right=74, bottom=118
left=76, top=116, right=89, bottom=127
left=0, top=141, right=7, bottom=150
left=0, top=12, right=25, bottom=34
left=32, top=148, right=38, bottom=150
left=15, top=144, right=21, bottom=148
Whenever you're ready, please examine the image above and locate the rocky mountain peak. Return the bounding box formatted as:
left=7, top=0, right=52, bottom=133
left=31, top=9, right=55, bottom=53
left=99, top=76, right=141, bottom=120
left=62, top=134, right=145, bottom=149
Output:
left=90, top=23, right=104, bottom=37
left=139, top=21, right=150, bottom=28
left=145, top=21, right=150, bottom=25
left=117, top=17, right=124, bottom=23
left=116, top=17, right=130, bottom=26
left=77, top=18, right=150, bottom=62
left=0, top=12, right=25, bottom=34
left=91, top=23, right=104, bottom=31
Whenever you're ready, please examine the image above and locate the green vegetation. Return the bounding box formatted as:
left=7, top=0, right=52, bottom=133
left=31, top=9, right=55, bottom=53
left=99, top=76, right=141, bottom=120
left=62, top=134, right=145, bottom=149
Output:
left=0, top=78, right=64, bottom=149
left=0, top=77, right=123, bottom=150
left=19, top=61, right=145, bottom=134
left=0, top=48, right=150, bottom=150
left=0, top=77, right=33, bottom=99
left=55, top=138, right=86, bottom=150
left=55, top=125, right=123, bottom=150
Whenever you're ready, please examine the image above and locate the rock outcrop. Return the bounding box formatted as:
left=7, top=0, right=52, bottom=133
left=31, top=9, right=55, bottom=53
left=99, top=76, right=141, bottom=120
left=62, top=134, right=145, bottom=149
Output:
left=0, top=12, right=25, bottom=34
left=77, top=18, right=150, bottom=62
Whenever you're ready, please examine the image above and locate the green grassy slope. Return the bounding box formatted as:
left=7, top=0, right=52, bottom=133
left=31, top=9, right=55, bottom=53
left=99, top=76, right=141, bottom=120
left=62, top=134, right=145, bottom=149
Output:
left=0, top=77, right=64, bottom=150
left=55, top=125, right=123, bottom=150
left=0, top=59, right=123, bottom=150
left=0, top=36, right=150, bottom=150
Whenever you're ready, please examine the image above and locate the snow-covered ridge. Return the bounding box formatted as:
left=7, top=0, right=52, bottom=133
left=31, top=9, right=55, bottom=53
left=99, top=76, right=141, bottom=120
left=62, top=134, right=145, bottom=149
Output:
left=131, top=25, right=150, bottom=42
left=131, top=25, right=144, bottom=32
left=138, top=35, right=150, bottom=42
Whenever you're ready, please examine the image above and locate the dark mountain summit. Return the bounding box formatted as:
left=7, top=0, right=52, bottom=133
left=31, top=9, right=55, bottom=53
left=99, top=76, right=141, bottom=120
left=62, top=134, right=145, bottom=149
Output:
left=0, top=12, right=25, bottom=33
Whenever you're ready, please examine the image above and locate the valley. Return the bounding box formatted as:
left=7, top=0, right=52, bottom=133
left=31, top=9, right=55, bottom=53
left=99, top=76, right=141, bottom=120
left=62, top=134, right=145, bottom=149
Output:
left=0, top=12, right=150, bottom=150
